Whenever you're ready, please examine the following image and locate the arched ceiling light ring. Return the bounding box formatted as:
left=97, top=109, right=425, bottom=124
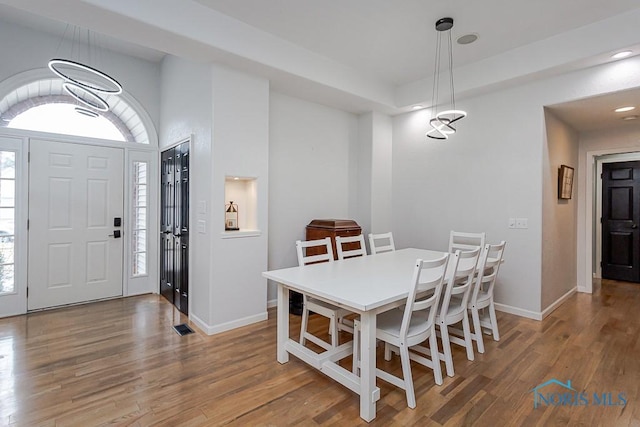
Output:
left=436, top=109, right=467, bottom=126
left=427, top=118, right=455, bottom=140
left=426, top=127, right=448, bottom=140
left=430, top=117, right=455, bottom=133
left=75, top=107, right=99, bottom=118
left=48, top=58, right=122, bottom=95
left=63, top=82, right=109, bottom=112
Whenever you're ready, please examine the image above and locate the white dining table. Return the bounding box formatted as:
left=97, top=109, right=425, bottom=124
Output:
left=262, top=248, right=461, bottom=422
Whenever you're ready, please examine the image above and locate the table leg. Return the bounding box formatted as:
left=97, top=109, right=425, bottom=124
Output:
left=360, top=312, right=377, bottom=421
left=277, top=284, right=290, bottom=363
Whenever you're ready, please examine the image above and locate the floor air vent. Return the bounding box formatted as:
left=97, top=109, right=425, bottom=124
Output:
left=173, top=324, right=194, bottom=336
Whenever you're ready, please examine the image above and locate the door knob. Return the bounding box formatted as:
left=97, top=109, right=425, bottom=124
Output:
left=108, top=230, right=121, bottom=238
left=632, top=224, right=638, bottom=229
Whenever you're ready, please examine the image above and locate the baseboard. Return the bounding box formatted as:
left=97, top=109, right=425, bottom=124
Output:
left=267, top=299, right=277, bottom=309
left=494, top=287, right=577, bottom=322
left=540, top=287, right=576, bottom=319
left=188, top=312, right=209, bottom=335
left=189, top=311, right=268, bottom=336
left=494, top=303, right=542, bottom=321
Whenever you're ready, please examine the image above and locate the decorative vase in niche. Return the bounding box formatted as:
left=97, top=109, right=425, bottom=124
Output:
left=225, top=201, right=239, bottom=231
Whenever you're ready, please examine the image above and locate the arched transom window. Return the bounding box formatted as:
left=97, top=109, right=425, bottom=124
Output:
left=0, top=78, right=150, bottom=144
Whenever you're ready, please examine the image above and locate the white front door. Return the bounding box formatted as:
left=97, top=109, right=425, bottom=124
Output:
left=28, top=139, right=124, bottom=310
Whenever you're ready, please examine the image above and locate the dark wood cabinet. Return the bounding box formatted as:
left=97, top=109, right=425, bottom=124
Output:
left=305, top=219, right=362, bottom=260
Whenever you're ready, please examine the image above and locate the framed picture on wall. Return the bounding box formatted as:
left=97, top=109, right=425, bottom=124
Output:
left=558, top=164, right=574, bottom=199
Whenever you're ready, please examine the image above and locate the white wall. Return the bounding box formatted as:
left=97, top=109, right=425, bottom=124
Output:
left=0, top=19, right=161, bottom=131
left=160, top=55, right=213, bottom=323
left=353, top=112, right=393, bottom=238
left=160, top=58, right=270, bottom=333
left=541, top=110, right=579, bottom=310
left=353, top=113, right=372, bottom=235
left=209, top=64, right=269, bottom=331
left=393, top=91, right=543, bottom=314
left=392, top=55, right=640, bottom=318
left=267, top=92, right=358, bottom=302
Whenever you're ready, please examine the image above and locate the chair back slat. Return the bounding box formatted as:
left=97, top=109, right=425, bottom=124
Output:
left=368, top=232, right=395, bottom=254
left=336, top=234, right=367, bottom=260
left=449, top=231, right=485, bottom=253
left=296, top=238, right=334, bottom=266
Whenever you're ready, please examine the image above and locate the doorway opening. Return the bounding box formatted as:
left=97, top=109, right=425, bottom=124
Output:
left=596, top=153, right=640, bottom=283
left=581, top=149, right=640, bottom=293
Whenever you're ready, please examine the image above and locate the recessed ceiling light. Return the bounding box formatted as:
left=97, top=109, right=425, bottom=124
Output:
left=622, top=115, right=638, bottom=121
left=615, top=106, right=636, bottom=113
left=612, top=51, right=632, bottom=59
left=457, top=33, right=478, bottom=45
left=412, top=105, right=423, bottom=110
left=234, top=177, right=240, bottom=180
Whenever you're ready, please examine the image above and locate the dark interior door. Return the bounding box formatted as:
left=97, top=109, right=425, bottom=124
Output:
left=160, top=149, right=174, bottom=303
left=160, top=143, right=190, bottom=314
left=602, top=161, right=640, bottom=282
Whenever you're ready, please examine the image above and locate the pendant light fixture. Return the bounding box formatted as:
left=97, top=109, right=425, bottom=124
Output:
left=48, top=25, right=122, bottom=116
left=426, top=17, right=467, bottom=140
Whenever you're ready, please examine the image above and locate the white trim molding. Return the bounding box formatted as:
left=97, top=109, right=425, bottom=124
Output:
left=540, top=288, right=577, bottom=319
left=494, top=303, right=543, bottom=321
left=190, top=311, right=268, bottom=336
left=495, top=287, right=576, bottom=321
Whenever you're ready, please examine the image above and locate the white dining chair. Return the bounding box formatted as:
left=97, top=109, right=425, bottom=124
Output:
left=335, top=234, right=367, bottom=260
left=431, top=247, right=481, bottom=377
left=296, top=238, right=353, bottom=350
left=368, top=232, right=395, bottom=254
left=467, top=241, right=506, bottom=353
left=448, top=231, right=485, bottom=253
left=352, top=253, right=449, bottom=408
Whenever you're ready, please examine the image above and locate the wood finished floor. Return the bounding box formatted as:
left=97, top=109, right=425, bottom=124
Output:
left=1, top=279, right=639, bottom=426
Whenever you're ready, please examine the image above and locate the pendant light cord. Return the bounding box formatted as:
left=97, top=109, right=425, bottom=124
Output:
left=431, top=30, right=442, bottom=118
left=447, top=30, right=456, bottom=114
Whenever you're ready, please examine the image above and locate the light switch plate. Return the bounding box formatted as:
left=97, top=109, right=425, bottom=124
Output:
left=197, top=220, right=206, bottom=233
left=508, top=218, right=516, bottom=229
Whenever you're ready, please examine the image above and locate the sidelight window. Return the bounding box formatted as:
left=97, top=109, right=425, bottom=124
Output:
left=0, top=151, right=15, bottom=294
left=132, top=161, right=148, bottom=276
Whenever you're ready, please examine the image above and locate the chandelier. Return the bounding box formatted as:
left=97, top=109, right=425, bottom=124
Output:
left=48, top=26, right=122, bottom=117
left=426, top=17, right=467, bottom=140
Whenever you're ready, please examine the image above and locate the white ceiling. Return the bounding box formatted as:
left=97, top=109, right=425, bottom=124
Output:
left=548, top=88, right=640, bottom=132
left=0, top=4, right=166, bottom=63
left=0, top=0, right=639, bottom=130
left=195, top=0, right=640, bottom=86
